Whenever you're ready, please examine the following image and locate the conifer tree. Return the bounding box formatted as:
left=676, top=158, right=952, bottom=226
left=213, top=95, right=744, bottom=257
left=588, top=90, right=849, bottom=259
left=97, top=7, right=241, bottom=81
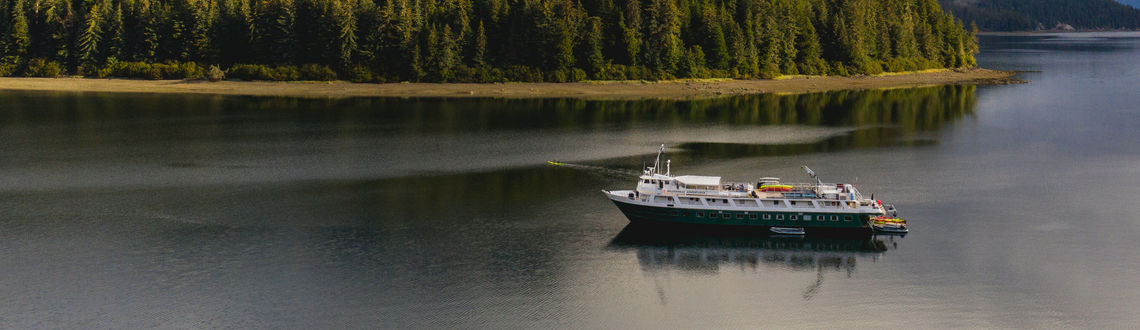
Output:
left=77, top=3, right=103, bottom=65
left=252, top=0, right=294, bottom=65
left=187, top=0, right=213, bottom=62
left=139, top=0, right=160, bottom=62
left=104, top=3, right=124, bottom=60
left=471, top=20, right=486, bottom=66
left=33, top=0, right=74, bottom=62
left=8, top=0, right=29, bottom=57
left=699, top=8, right=728, bottom=69
left=216, top=0, right=251, bottom=65
left=622, top=0, right=640, bottom=65
left=330, top=0, right=356, bottom=69
left=581, top=16, right=603, bottom=75
left=0, top=0, right=9, bottom=55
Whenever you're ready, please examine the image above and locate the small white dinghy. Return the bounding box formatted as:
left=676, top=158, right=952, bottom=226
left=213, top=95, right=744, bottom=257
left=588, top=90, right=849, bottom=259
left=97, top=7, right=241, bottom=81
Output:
left=769, top=227, right=806, bottom=235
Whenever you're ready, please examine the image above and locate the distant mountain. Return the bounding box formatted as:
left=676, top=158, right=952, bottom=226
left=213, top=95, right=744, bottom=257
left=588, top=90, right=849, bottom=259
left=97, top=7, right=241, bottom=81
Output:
left=940, top=0, right=1140, bottom=31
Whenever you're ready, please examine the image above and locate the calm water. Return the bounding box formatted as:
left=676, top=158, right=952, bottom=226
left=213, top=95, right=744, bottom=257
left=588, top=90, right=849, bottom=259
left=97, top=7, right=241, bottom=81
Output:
left=2, top=32, right=1139, bottom=328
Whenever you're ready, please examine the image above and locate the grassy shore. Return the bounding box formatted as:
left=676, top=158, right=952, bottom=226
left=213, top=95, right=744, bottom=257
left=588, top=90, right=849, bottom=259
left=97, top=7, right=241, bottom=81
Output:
left=0, top=68, right=1020, bottom=100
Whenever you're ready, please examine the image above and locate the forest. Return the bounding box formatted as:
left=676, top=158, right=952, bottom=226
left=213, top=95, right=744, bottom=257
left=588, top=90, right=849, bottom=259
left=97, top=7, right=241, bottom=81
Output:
left=0, top=0, right=977, bottom=82
left=939, top=0, right=1140, bottom=31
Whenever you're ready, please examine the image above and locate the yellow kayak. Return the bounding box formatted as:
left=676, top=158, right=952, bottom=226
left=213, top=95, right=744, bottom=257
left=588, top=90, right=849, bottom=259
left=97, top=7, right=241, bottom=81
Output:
left=872, top=216, right=906, bottom=224
left=760, top=184, right=793, bottom=192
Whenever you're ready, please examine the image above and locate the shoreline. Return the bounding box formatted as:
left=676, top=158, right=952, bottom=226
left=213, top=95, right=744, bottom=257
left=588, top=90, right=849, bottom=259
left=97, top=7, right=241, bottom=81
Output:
left=0, top=68, right=1021, bottom=100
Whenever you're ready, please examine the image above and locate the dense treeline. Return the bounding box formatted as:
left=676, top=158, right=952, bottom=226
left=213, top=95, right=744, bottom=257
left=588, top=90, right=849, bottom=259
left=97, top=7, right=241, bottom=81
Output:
left=940, top=0, right=1140, bottom=31
left=0, top=0, right=976, bottom=82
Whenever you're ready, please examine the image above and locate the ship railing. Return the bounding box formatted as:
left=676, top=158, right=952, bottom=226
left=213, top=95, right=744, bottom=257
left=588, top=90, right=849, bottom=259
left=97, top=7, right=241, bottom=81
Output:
left=636, top=194, right=874, bottom=211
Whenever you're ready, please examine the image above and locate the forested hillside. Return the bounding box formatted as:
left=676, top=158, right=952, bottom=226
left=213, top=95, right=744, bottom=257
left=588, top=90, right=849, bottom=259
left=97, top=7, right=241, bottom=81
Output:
left=0, top=0, right=976, bottom=82
left=940, top=0, right=1140, bottom=31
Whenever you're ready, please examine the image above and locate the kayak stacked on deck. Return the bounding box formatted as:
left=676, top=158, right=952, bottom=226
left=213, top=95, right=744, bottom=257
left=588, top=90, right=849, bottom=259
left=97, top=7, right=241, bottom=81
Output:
left=602, top=145, right=907, bottom=235
left=870, top=202, right=908, bottom=233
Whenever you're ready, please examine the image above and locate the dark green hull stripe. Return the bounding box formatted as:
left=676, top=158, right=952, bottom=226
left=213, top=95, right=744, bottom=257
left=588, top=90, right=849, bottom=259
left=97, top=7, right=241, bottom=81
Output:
left=612, top=200, right=871, bottom=229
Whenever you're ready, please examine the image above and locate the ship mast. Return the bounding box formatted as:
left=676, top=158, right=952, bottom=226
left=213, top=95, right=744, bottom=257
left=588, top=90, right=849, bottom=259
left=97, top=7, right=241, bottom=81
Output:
left=802, top=165, right=823, bottom=187
left=651, top=144, right=665, bottom=175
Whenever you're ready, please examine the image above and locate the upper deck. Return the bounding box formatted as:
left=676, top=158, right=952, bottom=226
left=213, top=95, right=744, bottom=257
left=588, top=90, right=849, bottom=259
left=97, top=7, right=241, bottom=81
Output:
left=636, top=173, right=866, bottom=202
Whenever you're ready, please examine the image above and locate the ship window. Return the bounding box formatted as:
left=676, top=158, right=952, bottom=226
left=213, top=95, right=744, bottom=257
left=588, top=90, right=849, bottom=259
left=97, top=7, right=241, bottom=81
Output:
left=831, top=215, right=838, bottom=221
left=644, top=179, right=650, bottom=183
left=735, top=214, right=744, bottom=219
left=749, top=214, right=758, bottom=219
left=763, top=214, right=771, bottom=220
left=791, top=215, right=798, bottom=221
left=682, top=212, right=689, bottom=216
left=776, top=214, right=784, bottom=220
left=844, top=215, right=852, bottom=221
left=696, top=212, right=704, bottom=217
left=671, top=211, right=678, bottom=216
left=790, top=201, right=796, bottom=205
left=708, top=213, right=717, bottom=218
left=804, top=215, right=812, bottom=221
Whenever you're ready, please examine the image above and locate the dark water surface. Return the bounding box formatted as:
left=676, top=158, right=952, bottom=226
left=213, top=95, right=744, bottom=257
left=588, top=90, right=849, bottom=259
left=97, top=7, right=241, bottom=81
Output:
left=2, top=32, right=1139, bottom=328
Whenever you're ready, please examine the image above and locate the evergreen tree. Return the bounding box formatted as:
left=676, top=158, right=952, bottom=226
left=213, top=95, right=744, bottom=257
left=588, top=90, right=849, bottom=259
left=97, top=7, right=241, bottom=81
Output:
left=8, top=0, right=29, bottom=57
left=186, top=0, right=213, bottom=62
left=139, top=0, right=160, bottom=62
left=642, top=0, right=681, bottom=72
left=104, top=3, right=124, bottom=60
left=31, top=0, right=74, bottom=62
left=0, top=0, right=9, bottom=55
left=622, top=0, right=640, bottom=65
left=699, top=7, right=728, bottom=69
left=352, top=0, right=380, bottom=66
left=216, top=0, right=251, bottom=65
left=580, top=16, right=603, bottom=75
left=471, top=19, right=486, bottom=66
left=330, top=0, right=356, bottom=69
left=252, top=0, right=294, bottom=65
left=293, top=0, right=324, bottom=64
left=77, top=3, right=103, bottom=66
left=678, top=44, right=705, bottom=78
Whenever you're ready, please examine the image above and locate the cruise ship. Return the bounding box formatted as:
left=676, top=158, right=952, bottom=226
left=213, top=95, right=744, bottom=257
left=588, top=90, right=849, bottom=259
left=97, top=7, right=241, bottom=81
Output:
left=602, top=145, right=906, bottom=234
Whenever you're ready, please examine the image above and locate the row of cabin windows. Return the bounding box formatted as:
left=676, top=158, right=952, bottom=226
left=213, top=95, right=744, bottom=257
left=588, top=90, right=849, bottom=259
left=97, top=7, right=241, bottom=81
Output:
left=690, top=212, right=854, bottom=221
left=642, top=180, right=715, bottom=190
left=652, top=198, right=851, bottom=207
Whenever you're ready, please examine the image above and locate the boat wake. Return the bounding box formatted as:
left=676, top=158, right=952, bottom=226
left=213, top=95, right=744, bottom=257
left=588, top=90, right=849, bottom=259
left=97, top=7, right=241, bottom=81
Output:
left=547, top=161, right=640, bottom=178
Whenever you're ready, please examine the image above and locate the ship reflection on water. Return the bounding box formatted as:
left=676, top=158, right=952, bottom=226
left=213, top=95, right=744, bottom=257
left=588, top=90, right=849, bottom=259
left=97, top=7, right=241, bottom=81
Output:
left=608, top=224, right=904, bottom=300
left=609, top=224, right=902, bottom=273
